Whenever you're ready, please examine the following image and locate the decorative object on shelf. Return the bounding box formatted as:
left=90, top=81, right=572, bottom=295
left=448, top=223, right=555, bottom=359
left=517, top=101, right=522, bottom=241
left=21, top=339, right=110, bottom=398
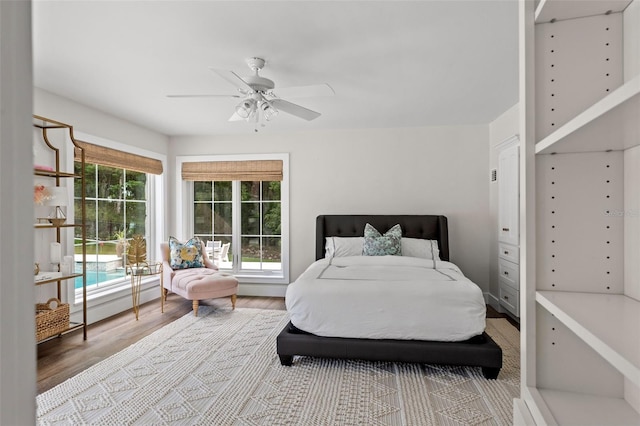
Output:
left=34, top=262, right=40, bottom=276
left=61, top=255, right=74, bottom=276
left=127, top=234, right=147, bottom=265
left=34, top=184, right=51, bottom=205
left=50, top=242, right=61, bottom=265
left=40, top=186, right=69, bottom=226
left=35, top=298, right=70, bottom=341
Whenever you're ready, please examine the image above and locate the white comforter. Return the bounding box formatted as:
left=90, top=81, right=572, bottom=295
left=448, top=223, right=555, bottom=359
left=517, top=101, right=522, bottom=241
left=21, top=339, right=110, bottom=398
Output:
left=285, top=256, right=486, bottom=341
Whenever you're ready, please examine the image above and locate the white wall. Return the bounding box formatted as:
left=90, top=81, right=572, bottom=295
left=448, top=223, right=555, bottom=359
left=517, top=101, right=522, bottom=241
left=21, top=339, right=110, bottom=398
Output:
left=34, top=88, right=169, bottom=154
left=170, top=125, right=492, bottom=292
left=0, top=1, right=36, bottom=423
left=33, top=89, right=171, bottom=324
left=489, top=103, right=519, bottom=311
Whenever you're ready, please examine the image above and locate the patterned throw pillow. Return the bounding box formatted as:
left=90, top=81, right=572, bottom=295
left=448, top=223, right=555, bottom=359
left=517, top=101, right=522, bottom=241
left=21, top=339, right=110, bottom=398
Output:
left=362, top=223, right=402, bottom=256
left=168, top=236, right=205, bottom=269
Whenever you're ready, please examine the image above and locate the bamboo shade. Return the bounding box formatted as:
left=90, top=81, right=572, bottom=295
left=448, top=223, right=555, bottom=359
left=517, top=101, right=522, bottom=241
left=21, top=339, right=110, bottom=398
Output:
left=74, top=141, right=163, bottom=175
left=181, top=160, right=283, bottom=182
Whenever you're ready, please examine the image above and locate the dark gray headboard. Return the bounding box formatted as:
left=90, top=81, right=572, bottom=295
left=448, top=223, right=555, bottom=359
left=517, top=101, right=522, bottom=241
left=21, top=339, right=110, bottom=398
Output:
left=316, top=215, right=449, bottom=261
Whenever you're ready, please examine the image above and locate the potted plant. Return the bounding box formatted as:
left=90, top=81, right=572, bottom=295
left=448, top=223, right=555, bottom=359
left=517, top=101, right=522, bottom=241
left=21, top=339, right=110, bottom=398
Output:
left=114, top=230, right=129, bottom=257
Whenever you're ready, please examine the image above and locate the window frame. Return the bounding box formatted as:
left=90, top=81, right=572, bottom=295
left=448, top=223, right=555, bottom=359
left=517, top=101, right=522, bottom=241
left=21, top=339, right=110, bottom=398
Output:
left=176, top=153, right=289, bottom=285
left=69, top=132, right=166, bottom=304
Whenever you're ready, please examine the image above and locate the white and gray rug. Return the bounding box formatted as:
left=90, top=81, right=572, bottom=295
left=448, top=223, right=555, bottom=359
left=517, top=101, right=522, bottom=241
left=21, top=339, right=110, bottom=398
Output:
left=37, top=308, right=520, bottom=425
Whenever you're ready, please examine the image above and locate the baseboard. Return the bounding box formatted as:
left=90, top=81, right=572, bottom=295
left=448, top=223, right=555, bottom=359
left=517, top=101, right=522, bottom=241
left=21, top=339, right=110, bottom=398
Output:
left=238, top=283, right=287, bottom=297
left=487, top=292, right=501, bottom=312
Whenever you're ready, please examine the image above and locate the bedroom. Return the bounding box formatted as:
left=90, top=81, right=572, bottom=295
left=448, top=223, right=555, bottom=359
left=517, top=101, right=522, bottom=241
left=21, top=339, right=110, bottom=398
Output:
left=3, top=1, right=515, bottom=423
left=5, top=0, right=638, bottom=424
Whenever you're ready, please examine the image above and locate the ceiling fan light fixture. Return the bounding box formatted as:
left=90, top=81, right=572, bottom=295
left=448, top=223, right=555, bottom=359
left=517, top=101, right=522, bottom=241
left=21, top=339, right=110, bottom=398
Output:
left=261, top=101, right=279, bottom=121
left=235, top=99, right=256, bottom=119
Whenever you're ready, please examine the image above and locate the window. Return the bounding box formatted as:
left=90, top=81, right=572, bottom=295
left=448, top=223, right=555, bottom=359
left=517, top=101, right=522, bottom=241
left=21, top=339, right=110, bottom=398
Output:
left=193, top=180, right=282, bottom=274
left=71, top=134, right=164, bottom=301
left=74, top=164, right=151, bottom=295
left=178, top=154, right=289, bottom=284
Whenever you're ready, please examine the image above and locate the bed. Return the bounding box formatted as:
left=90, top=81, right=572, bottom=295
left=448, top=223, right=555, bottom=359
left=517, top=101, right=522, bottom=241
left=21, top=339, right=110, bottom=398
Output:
left=276, top=215, right=503, bottom=379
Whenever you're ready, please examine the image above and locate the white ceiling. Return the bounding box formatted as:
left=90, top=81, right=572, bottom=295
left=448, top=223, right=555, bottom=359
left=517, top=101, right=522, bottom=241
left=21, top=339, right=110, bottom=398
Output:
left=32, top=1, right=519, bottom=136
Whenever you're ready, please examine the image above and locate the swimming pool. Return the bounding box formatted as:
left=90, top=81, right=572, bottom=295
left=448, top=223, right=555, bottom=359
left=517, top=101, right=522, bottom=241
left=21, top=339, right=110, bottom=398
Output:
left=74, top=270, right=126, bottom=289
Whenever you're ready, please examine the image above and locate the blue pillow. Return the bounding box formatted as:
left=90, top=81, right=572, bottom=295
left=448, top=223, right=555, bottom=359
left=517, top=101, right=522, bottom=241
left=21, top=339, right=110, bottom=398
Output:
left=362, top=223, right=402, bottom=256
left=168, top=236, right=205, bottom=269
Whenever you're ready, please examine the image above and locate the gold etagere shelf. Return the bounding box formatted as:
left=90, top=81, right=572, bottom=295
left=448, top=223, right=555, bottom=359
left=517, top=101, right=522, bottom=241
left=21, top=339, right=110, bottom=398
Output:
left=33, top=114, right=88, bottom=342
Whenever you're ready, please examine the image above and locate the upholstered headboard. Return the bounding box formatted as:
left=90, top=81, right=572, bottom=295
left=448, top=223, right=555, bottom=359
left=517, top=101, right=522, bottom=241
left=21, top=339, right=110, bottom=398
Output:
left=315, top=215, right=449, bottom=261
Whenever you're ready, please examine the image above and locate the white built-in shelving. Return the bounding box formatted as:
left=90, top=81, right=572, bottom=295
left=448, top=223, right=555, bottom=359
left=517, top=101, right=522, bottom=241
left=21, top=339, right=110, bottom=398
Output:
left=517, top=0, right=640, bottom=424
left=535, top=74, right=640, bottom=154
left=536, top=291, right=640, bottom=387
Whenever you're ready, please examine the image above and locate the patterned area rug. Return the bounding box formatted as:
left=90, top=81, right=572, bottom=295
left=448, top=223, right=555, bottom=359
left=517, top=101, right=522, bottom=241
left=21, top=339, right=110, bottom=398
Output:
left=37, top=308, right=520, bottom=425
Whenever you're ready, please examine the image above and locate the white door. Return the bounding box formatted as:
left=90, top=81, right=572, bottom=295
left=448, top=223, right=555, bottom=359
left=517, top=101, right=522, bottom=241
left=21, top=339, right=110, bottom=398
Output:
left=498, top=144, right=519, bottom=245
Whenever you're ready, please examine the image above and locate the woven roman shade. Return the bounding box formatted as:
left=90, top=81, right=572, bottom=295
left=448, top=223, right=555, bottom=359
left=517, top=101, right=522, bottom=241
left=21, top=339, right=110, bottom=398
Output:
left=181, top=160, right=283, bottom=182
left=74, top=141, right=163, bottom=175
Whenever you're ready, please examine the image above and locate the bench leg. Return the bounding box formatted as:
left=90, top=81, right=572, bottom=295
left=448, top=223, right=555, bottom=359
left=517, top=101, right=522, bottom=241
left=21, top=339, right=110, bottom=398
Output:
left=231, top=294, right=237, bottom=310
left=193, top=300, right=199, bottom=317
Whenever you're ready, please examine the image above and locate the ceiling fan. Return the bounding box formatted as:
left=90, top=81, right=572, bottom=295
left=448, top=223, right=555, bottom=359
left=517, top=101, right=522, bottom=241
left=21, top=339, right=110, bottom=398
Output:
left=168, top=57, right=334, bottom=126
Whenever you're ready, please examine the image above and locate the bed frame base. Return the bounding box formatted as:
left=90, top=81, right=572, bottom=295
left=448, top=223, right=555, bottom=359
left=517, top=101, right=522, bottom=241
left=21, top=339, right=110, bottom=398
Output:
left=277, top=322, right=503, bottom=379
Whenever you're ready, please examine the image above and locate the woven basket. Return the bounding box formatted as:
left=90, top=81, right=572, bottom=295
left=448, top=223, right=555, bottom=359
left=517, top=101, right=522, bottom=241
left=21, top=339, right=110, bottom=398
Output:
left=36, top=298, right=70, bottom=341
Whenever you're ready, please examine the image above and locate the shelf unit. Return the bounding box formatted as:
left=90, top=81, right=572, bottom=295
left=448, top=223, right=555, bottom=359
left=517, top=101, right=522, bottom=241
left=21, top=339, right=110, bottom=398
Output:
left=517, top=0, right=640, bottom=424
left=33, top=115, right=87, bottom=342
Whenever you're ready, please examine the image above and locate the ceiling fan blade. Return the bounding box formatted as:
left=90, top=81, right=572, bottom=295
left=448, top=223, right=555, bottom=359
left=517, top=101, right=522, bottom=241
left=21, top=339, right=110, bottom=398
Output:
left=274, top=84, right=335, bottom=99
left=270, top=99, right=321, bottom=121
left=228, top=112, right=245, bottom=122
left=210, top=68, right=253, bottom=92
left=166, top=94, right=242, bottom=98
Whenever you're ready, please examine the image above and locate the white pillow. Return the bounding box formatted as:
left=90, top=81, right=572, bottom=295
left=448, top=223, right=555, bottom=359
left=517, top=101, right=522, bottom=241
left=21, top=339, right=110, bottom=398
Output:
left=324, top=237, right=364, bottom=258
left=325, top=236, right=440, bottom=260
left=401, top=238, right=440, bottom=260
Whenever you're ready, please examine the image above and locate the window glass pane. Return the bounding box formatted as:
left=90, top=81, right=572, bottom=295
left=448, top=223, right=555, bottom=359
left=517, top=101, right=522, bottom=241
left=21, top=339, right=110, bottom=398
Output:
left=241, top=236, right=260, bottom=268
left=262, top=181, right=281, bottom=201
left=75, top=160, right=152, bottom=292
left=194, top=203, right=213, bottom=234
left=97, top=166, right=124, bottom=199
left=125, top=171, right=146, bottom=200
left=241, top=202, right=260, bottom=235
left=213, top=203, right=232, bottom=234
left=262, top=202, right=281, bottom=235
left=77, top=198, right=96, bottom=241
left=263, top=237, right=281, bottom=264
left=216, top=237, right=232, bottom=267
left=76, top=162, right=95, bottom=198
left=194, top=181, right=212, bottom=201
left=241, top=181, right=260, bottom=201
left=214, top=181, right=232, bottom=201
left=98, top=200, right=124, bottom=244
left=126, top=201, right=146, bottom=237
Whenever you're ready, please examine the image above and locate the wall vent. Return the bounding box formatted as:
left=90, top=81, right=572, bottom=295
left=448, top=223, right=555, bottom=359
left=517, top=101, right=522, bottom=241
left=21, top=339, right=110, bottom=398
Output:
left=491, top=168, right=497, bottom=182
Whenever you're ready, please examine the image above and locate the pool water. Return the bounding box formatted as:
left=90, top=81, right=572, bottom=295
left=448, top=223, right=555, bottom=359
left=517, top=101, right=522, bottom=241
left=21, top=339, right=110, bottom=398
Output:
left=75, top=270, right=126, bottom=289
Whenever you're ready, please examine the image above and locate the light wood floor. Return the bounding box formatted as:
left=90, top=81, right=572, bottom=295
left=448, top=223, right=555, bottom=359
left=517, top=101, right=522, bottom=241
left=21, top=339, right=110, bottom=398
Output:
left=37, top=296, right=285, bottom=394
left=37, top=296, right=516, bottom=394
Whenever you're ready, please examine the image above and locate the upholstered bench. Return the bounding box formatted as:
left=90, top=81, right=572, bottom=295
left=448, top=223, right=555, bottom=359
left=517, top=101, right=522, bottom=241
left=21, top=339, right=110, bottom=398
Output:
left=161, top=241, right=238, bottom=316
